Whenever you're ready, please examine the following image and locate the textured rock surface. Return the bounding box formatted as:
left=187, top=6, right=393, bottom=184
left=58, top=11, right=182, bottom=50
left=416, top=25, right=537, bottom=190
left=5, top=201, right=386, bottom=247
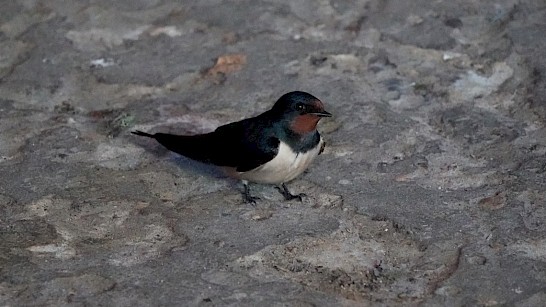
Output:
left=1, top=0, right=545, bottom=305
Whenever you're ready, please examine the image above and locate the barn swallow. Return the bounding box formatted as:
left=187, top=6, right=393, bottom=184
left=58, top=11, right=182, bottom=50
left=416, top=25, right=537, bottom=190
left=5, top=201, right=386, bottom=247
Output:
left=132, top=91, right=331, bottom=204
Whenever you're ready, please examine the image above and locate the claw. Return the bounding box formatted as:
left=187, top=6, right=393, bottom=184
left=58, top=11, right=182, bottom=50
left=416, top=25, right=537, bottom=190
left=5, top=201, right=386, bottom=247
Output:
left=276, top=183, right=305, bottom=202
left=242, top=181, right=259, bottom=205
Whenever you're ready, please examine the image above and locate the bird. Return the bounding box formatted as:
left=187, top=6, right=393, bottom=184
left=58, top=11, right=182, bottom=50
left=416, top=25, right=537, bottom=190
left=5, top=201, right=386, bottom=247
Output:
left=132, top=91, right=332, bottom=204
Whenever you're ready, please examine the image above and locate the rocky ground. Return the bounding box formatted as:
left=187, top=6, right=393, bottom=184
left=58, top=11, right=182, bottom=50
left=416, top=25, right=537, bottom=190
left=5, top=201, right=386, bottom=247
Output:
left=1, top=0, right=546, bottom=306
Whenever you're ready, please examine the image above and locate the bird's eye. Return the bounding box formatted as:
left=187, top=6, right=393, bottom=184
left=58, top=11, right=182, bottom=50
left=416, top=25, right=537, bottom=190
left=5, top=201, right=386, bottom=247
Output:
left=296, top=103, right=305, bottom=111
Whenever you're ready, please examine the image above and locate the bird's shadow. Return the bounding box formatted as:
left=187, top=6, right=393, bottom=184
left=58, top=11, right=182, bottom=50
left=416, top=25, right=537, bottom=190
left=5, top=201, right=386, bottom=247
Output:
left=171, top=154, right=226, bottom=180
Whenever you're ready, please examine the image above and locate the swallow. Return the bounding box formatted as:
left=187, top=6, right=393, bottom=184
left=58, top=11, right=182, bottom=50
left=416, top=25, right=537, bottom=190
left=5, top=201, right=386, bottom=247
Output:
left=132, top=91, right=332, bottom=204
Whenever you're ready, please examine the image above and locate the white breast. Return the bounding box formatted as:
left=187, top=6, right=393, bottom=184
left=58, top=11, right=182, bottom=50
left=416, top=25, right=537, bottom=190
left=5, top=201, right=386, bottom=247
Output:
left=238, top=138, right=323, bottom=184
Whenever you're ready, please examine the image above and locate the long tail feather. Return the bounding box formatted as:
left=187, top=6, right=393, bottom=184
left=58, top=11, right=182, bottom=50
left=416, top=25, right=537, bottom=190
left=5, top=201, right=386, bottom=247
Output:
left=131, top=130, right=154, bottom=138
left=132, top=130, right=216, bottom=163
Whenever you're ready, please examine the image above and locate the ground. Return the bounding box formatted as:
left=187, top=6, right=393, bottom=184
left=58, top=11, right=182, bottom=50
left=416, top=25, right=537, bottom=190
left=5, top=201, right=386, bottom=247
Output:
left=1, top=0, right=546, bottom=306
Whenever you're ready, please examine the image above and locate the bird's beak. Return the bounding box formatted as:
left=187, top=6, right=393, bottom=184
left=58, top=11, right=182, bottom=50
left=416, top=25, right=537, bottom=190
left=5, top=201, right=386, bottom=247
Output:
left=309, top=110, right=332, bottom=117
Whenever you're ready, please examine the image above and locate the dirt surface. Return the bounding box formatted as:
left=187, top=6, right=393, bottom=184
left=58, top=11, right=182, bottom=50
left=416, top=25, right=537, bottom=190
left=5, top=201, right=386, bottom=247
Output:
left=1, top=0, right=546, bottom=305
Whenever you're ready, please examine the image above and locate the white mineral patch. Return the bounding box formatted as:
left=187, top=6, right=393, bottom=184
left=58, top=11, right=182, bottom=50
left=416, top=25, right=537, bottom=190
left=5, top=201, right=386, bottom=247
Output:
left=338, top=179, right=351, bottom=185
left=149, top=26, right=182, bottom=37
left=442, top=52, right=463, bottom=61
left=90, top=58, right=115, bottom=68
left=450, top=62, right=513, bottom=102
left=66, top=26, right=151, bottom=50
left=299, top=238, right=385, bottom=271
left=94, top=142, right=145, bottom=170
left=27, top=244, right=76, bottom=259
left=509, top=239, right=546, bottom=261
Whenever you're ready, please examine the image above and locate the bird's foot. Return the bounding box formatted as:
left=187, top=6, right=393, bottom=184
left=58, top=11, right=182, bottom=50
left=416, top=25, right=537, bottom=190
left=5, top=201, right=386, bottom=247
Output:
left=242, top=181, right=259, bottom=205
left=243, top=193, right=260, bottom=205
left=276, top=183, right=306, bottom=202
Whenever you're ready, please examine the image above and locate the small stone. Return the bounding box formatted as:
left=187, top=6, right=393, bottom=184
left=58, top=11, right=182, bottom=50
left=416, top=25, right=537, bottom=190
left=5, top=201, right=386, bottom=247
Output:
left=443, top=52, right=462, bottom=61
left=240, top=210, right=273, bottom=221
left=388, top=94, right=425, bottom=109
left=445, top=18, right=463, bottom=28
left=407, top=15, right=424, bottom=26
left=314, top=193, right=343, bottom=208
left=384, top=90, right=401, bottom=102
left=435, top=285, right=461, bottom=296
left=466, top=255, right=487, bottom=265
left=283, top=60, right=300, bottom=75
left=478, top=192, right=506, bottom=210
left=222, top=32, right=239, bottom=44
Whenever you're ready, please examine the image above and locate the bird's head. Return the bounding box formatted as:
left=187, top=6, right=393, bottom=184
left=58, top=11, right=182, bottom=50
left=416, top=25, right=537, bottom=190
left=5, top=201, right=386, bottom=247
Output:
left=270, top=91, right=332, bottom=135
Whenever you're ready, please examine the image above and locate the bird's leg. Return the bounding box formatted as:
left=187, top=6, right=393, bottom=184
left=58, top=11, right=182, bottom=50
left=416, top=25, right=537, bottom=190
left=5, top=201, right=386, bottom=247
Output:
left=276, top=183, right=306, bottom=202
left=242, top=180, right=259, bottom=205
